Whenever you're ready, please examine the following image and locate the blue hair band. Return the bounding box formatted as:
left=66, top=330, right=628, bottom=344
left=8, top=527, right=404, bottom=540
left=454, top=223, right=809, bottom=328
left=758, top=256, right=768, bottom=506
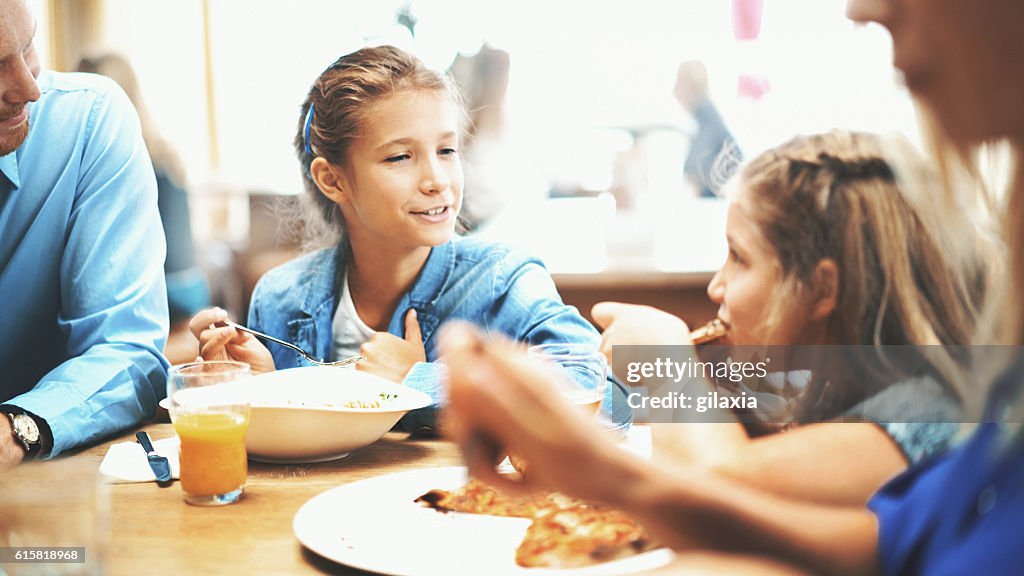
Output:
left=303, top=103, right=315, bottom=156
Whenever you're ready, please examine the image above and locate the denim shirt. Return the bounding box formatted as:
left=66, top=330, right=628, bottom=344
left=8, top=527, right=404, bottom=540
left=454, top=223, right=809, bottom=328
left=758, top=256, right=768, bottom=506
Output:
left=248, top=236, right=632, bottom=433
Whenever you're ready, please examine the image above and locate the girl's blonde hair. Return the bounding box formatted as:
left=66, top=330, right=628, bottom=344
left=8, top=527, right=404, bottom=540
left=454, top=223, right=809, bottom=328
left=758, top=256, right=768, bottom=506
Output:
left=999, top=150, right=1024, bottom=342
left=735, top=131, right=992, bottom=419
left=911, top=105, right=1015, bottom=417
left=739, top=130, right=987, bottom=349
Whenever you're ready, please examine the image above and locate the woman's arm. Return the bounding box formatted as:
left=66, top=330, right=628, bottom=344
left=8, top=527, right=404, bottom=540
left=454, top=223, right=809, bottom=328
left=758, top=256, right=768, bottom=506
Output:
left=652, top=422, right=907, bottom=506
left=667, top=550, right=812, bottom=575
left=441, top=324, right=881, bottom=576
left=613, top=455, right=880, bottom=576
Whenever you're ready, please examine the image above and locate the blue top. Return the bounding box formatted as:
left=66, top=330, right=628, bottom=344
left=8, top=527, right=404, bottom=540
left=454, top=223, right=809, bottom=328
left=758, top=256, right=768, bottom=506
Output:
left=248, top=236, right=632, bottom=433
left=0, top=72, right=169, bottom=457
left=685, top=98, right=741, bottom=198
left=734, top=369, right=959, bottom=464
left=869, top=360, right=1024, bottom=575
left=156, top=168, right=210, bottom=322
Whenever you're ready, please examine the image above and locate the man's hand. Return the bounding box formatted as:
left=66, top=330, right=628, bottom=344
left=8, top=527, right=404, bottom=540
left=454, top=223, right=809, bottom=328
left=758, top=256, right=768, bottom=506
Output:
left=357, top=309, right=427, bottom=384
left=0, top=415, right=27, bottom=472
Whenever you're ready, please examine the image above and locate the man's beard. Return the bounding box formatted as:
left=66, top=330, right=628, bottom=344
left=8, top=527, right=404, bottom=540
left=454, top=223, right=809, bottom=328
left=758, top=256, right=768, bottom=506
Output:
left=0, top=122, right=29, bottom=156
left=0, top=106, right=29, bottom=156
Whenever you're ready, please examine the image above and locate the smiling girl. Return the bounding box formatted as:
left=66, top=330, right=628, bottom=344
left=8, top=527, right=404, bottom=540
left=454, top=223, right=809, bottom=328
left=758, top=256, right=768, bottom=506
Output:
left=191, top=46, right=629, bottom=433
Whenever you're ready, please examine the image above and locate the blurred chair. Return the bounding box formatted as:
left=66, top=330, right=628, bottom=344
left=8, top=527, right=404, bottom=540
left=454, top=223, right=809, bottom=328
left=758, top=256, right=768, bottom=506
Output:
left=233, top=192, right=304, bottom=323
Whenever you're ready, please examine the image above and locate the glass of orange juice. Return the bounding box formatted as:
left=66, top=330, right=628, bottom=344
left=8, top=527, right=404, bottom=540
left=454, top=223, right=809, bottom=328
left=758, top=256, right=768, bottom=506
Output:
left=167, top=361, right=251, bottom=506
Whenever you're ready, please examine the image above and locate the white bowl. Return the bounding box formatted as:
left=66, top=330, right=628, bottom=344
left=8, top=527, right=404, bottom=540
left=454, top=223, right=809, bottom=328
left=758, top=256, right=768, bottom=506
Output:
left=163, top=366, right=432, bottom=464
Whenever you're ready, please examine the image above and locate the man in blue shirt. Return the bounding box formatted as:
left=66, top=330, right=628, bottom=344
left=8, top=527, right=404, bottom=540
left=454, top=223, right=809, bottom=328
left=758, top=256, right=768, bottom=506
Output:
left=0, top=0, right=169, bottom=470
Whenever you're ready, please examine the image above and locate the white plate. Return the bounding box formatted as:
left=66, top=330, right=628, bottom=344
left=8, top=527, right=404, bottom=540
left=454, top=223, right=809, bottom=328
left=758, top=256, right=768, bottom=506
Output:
left=293, top=466, right=674, bottom=576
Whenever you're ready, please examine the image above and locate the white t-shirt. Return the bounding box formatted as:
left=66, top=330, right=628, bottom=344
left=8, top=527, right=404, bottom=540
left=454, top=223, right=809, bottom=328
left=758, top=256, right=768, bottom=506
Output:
left=332, top=273, right=376, bottom=362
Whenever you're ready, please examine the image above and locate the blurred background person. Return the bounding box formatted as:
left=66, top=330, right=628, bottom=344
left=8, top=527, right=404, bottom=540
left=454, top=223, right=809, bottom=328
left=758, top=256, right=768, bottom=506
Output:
left=674, top=60, right=743, bottom=198
left=448, top=44, right=512, bottom=231
left=76, top=52, right=210, bottom=365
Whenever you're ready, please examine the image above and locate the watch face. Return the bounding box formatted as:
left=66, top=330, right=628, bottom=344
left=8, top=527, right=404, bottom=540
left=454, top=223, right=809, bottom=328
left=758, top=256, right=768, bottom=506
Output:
left=12, top=414, right=40, bottom=444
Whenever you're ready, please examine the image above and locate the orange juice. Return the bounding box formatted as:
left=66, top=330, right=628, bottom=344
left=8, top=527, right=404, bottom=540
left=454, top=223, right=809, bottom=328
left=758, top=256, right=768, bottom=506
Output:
left=175, top=412, right=249, bottom=497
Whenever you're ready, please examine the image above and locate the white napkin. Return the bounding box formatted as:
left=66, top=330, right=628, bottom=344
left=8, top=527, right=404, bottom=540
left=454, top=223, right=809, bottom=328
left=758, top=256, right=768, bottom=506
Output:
left=99, top=436, right=181, bottom=484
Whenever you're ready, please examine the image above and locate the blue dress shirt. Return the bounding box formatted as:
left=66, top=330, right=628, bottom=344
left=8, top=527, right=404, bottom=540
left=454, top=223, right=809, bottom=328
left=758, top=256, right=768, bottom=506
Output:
left=0, top=71, right=169, bottom=457
left=248, top=236, right=633, bottom=434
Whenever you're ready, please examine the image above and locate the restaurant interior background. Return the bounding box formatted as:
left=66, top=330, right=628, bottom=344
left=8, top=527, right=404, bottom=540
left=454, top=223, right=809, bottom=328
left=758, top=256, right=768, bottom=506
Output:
left=35, top=0, right=915, bottom=330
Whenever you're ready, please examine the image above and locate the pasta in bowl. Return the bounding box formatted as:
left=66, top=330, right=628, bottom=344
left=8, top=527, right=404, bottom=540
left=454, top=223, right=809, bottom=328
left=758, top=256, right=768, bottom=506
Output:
left=242, top=366, right=432, bottom=463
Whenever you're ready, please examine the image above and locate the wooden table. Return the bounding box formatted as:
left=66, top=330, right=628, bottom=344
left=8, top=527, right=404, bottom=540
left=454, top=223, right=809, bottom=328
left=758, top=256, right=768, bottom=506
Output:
left=2, top=425, right=790, bottom=575
left=553, top=270, right=718, bottom=329
left=2, top=424, right=460, bottom=575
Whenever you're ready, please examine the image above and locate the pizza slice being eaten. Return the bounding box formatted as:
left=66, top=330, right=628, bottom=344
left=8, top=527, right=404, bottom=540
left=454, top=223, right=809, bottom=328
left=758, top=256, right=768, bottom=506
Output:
left=415, top=479, right=659, bottom=568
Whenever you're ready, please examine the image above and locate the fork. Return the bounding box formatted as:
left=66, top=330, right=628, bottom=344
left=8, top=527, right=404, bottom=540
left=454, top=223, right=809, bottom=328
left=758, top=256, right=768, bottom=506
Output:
left=222, top=320, right=365, bottom=367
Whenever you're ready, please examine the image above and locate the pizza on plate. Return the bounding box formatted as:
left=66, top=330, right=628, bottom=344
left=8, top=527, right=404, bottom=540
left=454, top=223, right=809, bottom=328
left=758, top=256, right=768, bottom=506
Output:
left=415, top=479, right=658, bottom=568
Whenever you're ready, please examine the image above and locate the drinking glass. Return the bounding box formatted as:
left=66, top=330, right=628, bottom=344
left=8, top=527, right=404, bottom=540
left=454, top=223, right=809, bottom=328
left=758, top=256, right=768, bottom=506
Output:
left=527, top=342, right=608, bottom=414
left=167, top=360, right=251, bottom=506
left=503, top=343, right=609, bottom=475
left=0, top=459, right=108, bottom=575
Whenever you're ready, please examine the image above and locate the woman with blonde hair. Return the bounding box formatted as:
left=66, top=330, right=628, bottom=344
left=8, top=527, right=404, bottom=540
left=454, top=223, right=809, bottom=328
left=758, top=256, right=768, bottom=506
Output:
left=443, top=0, right=1024, bottom=572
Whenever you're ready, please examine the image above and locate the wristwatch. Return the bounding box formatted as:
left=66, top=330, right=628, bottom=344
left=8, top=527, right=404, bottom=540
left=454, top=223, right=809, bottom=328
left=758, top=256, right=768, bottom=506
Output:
left=3, top=410, right=41, bottom=459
